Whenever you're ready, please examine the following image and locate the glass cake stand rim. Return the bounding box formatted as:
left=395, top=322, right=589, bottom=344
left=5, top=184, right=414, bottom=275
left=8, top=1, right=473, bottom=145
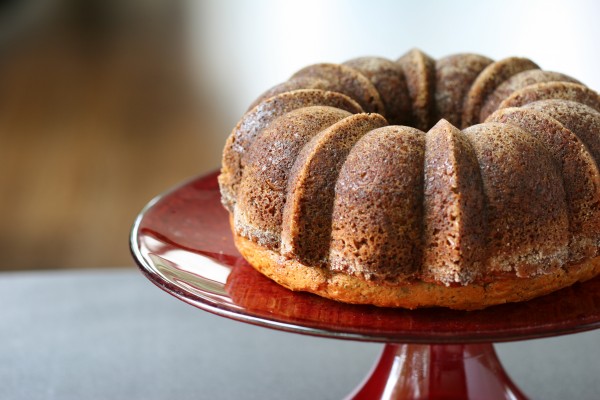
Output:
left=130, top=171, right=600, bottom=345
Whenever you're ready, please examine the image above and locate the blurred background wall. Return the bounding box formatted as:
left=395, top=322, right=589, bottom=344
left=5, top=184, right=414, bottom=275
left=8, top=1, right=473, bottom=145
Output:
left=0, top=0, right=599, bottom=270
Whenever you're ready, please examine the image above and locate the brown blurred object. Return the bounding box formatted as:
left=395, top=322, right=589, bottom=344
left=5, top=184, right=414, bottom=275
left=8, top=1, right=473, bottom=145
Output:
left=0, top=0, right=225, bottom=270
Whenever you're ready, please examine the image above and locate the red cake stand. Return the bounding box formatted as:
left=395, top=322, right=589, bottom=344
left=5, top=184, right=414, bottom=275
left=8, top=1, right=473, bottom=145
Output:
left=130, top=171, right=600, bottom=400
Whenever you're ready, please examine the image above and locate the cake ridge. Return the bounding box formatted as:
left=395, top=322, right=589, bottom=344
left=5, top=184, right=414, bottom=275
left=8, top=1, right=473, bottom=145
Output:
left=479, top=70, right=580, bottom=122
left=234, top=106, right=352, bottom=249
left=219, top=89, right=363, bottom=211
left=280, top=113, right=388, bottom=266
left=290, top=63, right=385, bottom=114
left=497, top=81, right=600, bottom=112
left=461, top=121, right=569, bottom=276
left=524, top=100, right=600, bottom=165
left=434, top=53, right=494, bottom=127
left=422, top=119, right=486, bottom=285
left=343, top=56, right=412, bottom=125
left=397, top=48, right=436, bottom=130
left=486, top=106, right=600, bottom=262
left=461, top=56, right=539, bottom=128
left=329, top=124, right=426, bottom=281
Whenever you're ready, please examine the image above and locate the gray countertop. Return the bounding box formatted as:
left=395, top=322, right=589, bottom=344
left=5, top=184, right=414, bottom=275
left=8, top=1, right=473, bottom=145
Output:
left=2, top=268, right=599, bottom=400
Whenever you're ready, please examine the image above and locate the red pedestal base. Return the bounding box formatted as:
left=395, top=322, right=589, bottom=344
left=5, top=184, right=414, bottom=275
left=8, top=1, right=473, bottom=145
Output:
left=348, top=343, right=528, bottom=400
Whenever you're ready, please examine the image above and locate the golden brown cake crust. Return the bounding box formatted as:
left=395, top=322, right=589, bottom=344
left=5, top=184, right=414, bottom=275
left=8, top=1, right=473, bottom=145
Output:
left=343, top=57, right=412, bottom=125
left=233, top=223, right=600, bottom=310
left=497, top=82, right=600, bottom=112
left=479, top=70, right=579, bottom=121
left=221, top=50, right=600, bottom=310
left=291, top=63, right=385, bottom=114
left=461, top=57, right=539, bottom=128
left=434, top=53, right=493, bottom=127
left=397, top=49, right=436, bottom=130
left=219, top=89, right=363, bottom=211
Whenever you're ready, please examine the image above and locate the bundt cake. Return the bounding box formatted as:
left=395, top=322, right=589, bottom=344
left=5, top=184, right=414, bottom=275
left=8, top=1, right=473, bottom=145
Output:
left=218, top=49, right=600, bottom=310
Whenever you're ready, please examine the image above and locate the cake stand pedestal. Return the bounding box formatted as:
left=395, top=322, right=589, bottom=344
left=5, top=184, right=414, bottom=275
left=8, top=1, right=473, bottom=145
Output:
left=130, top=172, right=600, bottom=400
left=347, top=343, right=526, bottom=399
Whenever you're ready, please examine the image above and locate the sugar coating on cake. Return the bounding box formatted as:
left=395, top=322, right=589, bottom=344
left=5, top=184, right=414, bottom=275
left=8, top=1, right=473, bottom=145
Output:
left=219, top=49, right=600, bottom=309
left=463, top=122, right=568, bottom=277
left=434, top=53, right=493, bottom=127
left=461, top=57, right=539, bottom=128
left=281, top=113, right=388, bottom=265
left=291, top=63, right=384, bottom=114
left=397, top=49, right=436, bottom=131
left=487, top=107, right=600, bottom=261
left=343, top=57, right=412, bottom=125
left=329, top=125, right=425, bottom=280
left=422, top=120, right=486, bottom=284
left=498, top=81, right=600, bottom=112
left=235, top=106, right=353, bottom=248
left=219, top=89, right=363, bottom=210
left=480, top=70, right=580, bottom=121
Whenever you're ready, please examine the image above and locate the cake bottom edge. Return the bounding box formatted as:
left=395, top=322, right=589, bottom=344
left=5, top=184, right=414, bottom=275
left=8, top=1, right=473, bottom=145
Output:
left=232, top=229, right=600, bottom=311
